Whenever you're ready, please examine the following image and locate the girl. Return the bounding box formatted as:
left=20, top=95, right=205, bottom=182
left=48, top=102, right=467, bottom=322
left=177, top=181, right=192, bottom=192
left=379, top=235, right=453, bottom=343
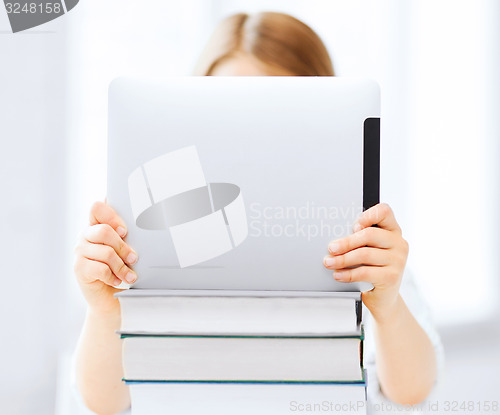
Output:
left=74, top=12, right=442, bottom=415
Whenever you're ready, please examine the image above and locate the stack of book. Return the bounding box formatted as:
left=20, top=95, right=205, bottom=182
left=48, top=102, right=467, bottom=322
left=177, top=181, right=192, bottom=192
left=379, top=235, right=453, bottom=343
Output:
left=115, top=290, right=367, bottom=415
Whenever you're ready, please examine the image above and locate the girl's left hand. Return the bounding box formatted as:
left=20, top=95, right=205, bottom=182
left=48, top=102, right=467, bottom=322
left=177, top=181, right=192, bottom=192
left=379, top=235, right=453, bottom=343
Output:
left=323, top=203, right=409, bottom=322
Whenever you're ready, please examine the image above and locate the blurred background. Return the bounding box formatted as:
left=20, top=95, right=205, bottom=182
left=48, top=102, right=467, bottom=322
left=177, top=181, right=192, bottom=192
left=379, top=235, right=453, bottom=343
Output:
left=0, top=0, right=499, bottom=413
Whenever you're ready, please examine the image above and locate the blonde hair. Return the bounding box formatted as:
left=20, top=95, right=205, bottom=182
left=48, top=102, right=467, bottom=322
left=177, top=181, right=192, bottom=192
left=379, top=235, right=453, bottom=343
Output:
left=193, top=12, right=334, bottom=76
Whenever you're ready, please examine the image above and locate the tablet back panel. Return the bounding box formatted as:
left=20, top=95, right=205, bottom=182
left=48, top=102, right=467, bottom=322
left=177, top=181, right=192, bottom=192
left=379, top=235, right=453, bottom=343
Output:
left=107, top=77, right=379, bottom=291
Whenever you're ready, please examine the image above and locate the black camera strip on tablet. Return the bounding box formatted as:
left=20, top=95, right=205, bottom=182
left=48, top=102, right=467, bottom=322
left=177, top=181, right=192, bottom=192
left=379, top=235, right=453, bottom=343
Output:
left=363, top=117, right=380, bottom=214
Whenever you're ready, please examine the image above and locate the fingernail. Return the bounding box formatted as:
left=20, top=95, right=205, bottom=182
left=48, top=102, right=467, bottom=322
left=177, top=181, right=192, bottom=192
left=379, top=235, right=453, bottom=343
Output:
left=117, top=226, right=127, bottom=237
left=126, top=252, right=138, bottom=265
left=353, top=223, right=362, bottom=233
left=328, top=242, right=339, bottom=254
left=115, top=280, right=131, bottom=290
left=125, top=272, right=136, bottom=283
left=324, top=256, right=337, bottom=267
left=334, top=271, right=346, bottom=281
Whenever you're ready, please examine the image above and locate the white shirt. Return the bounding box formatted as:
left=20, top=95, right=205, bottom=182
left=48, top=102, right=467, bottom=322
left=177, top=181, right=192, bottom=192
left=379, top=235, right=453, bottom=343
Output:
left=71, top=267, right=444, bottom=415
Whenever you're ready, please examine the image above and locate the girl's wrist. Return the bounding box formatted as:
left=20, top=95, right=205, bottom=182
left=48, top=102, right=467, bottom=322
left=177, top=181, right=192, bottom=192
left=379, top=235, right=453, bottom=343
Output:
left=87, top=302, right=122, bottom=324
left=365, top=293, right=404, bottom=327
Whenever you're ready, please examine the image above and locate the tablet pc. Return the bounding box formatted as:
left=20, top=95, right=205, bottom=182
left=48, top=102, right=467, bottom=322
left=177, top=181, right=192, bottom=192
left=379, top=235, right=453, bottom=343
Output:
left=107, top=77, right=379, bottom=291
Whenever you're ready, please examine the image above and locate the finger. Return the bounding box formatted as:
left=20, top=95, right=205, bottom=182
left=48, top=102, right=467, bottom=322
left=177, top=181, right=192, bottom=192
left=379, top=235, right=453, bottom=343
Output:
left=331, top=265, right=389, bottom=284
left=75, top=256, right=122, bottom=287
left=324, top=247, right=391, bottom=270
left=89, top=201, right=128, bottom=238
left=80, top=241, right=137, bottom=284
left=353, top=203, right=402, bottom=234
left=328, top=226, right=395, bottom=255
left=84, top=224, right=138, bottom=266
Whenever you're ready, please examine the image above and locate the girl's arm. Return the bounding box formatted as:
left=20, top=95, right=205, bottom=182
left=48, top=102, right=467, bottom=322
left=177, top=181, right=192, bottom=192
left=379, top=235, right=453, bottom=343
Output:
left=74, top=202, right=138, bottom=414
left=324, top=203, right=437, bottom=405
left=75, top=306, right=130, bottom=415
left=371, top=294, right=437, bottom=404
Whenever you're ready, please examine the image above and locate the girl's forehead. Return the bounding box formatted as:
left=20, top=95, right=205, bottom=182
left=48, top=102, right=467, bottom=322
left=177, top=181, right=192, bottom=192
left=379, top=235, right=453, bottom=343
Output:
left=210, top=53, right=295, bottom=77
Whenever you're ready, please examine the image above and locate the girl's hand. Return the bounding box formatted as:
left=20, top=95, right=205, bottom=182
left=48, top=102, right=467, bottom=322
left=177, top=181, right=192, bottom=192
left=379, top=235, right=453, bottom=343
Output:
left=74, top=201, right=138, bottom=314
left=323, top=203, right=409, bottom=322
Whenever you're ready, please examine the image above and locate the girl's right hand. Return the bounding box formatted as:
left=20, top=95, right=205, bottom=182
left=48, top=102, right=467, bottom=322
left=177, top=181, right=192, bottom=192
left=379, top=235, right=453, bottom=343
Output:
left=74, top=201, right=138, bottom=314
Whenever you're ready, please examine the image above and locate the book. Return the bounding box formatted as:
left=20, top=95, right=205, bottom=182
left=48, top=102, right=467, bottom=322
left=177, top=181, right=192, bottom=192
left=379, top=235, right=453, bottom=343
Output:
left=116, top=289, right=367, bottom=413
left=121, top=329, right=364, bottom=382
left=126, top=378, right=367, bottom=415
left=115, top=289, right=362, bottom=336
